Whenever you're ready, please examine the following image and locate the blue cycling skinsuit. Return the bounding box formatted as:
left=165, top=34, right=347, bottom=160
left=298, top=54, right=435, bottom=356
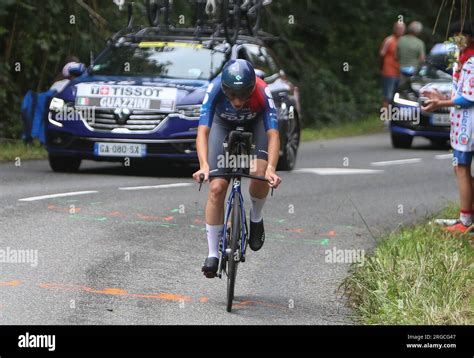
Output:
left=199, top=75, right=279, bottom=177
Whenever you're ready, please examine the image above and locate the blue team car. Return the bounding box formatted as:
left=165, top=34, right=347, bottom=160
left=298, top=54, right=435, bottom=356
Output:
left=46, top=26, right=301, bottom=172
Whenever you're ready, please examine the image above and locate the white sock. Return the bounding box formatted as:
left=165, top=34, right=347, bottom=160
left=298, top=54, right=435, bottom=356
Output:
left=206, top=224, right=223, bottom=258
left=250, top=195, right=266, bottom=223
left=460, top=211, right=472, bottom=226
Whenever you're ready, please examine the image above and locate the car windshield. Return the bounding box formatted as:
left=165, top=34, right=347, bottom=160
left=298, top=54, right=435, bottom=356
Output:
left=91, top=41, right=226, bottom=80
left=418, top=63, right=452, bottom=80
left=425, top=43, right=456, bottom=77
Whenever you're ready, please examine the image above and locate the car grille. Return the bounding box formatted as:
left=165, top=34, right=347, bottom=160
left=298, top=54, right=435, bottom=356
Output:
left=79, top=108, right=167, bottom=132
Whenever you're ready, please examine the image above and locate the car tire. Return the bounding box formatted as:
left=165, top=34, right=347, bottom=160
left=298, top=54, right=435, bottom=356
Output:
left=48, top=154, right=81, bottom=173
left=391, top=133, right=413, bottom=149
left=278, top=110, right=300, bottom=171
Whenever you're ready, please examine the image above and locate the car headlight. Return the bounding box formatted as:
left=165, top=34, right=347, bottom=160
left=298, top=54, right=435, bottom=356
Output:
left=176, top=105, right=201, bottom=117
left=48, top=98, right=66, bottom=127
left=49, top=97, right=65, bottom=111
left=393, top=92, right=419, bottom=107
left=47, top=112, right=64, bottom=127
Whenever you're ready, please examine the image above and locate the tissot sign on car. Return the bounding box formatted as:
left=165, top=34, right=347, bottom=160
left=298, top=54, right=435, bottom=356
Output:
left=75, top=84, right=178, bottom=112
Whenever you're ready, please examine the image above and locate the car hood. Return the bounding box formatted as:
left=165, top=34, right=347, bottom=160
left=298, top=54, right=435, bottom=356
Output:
left=56, top=75, right=210, bottom=106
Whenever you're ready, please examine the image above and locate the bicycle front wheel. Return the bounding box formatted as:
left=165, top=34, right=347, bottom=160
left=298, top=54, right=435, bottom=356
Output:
left=226, top=195, right=241, bottom=312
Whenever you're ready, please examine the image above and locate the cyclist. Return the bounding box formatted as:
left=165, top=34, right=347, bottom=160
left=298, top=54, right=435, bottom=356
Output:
left=192, top=59, right=282, bottom=278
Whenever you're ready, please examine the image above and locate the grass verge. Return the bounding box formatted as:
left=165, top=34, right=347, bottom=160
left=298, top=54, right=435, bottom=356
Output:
left=342, top=204, right=474, bottom=324
left=0, top=140, right=48, bottom=162
left=302, top=115, right=384, bottom=142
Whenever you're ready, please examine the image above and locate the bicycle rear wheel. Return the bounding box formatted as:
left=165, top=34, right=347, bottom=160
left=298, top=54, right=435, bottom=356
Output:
left=245, top=0, right=263, bottom=35
left=146, top=0, right=159, bottom=26
left=222, top=0, right=242, bottom=45
left=226, top=194, right=241, bottom=312
left=146, top=0, right=170, bottom=27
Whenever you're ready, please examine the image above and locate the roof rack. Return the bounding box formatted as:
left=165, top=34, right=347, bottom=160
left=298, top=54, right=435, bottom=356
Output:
left=115, top=0, right=278, bottom=45
left=109, top=25, right=279, bottom=46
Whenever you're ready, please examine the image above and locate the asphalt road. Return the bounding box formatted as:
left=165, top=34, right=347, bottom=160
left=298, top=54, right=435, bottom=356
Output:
left=0, top=132, right=458, bottom=324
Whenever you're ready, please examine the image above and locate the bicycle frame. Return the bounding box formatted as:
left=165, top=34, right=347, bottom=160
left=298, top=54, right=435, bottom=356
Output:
left=219, top=177, right=247, bottom=272
left=206, top=171, right=269, bottom=279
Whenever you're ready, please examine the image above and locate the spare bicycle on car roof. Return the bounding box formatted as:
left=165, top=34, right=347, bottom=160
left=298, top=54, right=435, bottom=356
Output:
left=138, top=0, right=273, bottom=45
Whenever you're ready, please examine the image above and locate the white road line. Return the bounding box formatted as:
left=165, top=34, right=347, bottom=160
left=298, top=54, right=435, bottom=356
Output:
left=119, top=183, right=192, bottom=191
left=370, top=158, right=422, bottom=166
left=435, top=154, right=453, bottom=160
left=18, top=191, right=98, bottom=202
left=294, top=168, right=384, bottom=175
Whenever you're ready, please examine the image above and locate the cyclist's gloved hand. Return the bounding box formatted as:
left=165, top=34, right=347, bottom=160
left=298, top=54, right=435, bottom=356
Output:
left=265, top=165, right=281, bottom=189
left=193, top=164, right=210, bottom=183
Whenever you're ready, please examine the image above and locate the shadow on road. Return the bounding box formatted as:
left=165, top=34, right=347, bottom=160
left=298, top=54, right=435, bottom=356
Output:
left=388, top=136, right=451, bottom=151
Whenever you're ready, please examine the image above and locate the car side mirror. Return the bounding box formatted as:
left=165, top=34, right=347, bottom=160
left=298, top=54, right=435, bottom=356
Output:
left=69, top=63, right=87, bottom=77
left=255, top=69, right=266, bottom=79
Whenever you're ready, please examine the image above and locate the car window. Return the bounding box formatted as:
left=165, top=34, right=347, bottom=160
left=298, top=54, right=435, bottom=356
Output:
left=417, top=62, right=452, bottom=80
left=244, top=44, right=278, bottom=77
left=263, top=47, right=280, bottom=75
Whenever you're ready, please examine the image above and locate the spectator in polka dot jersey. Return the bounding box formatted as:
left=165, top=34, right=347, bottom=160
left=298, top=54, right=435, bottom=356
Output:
left=422, top=21, right=474, bottom=233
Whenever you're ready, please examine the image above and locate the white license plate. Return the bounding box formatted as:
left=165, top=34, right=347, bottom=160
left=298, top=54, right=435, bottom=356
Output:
left=432, top=114, right=450, bottom=126
left=94, top=142, right=146, bottom=157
